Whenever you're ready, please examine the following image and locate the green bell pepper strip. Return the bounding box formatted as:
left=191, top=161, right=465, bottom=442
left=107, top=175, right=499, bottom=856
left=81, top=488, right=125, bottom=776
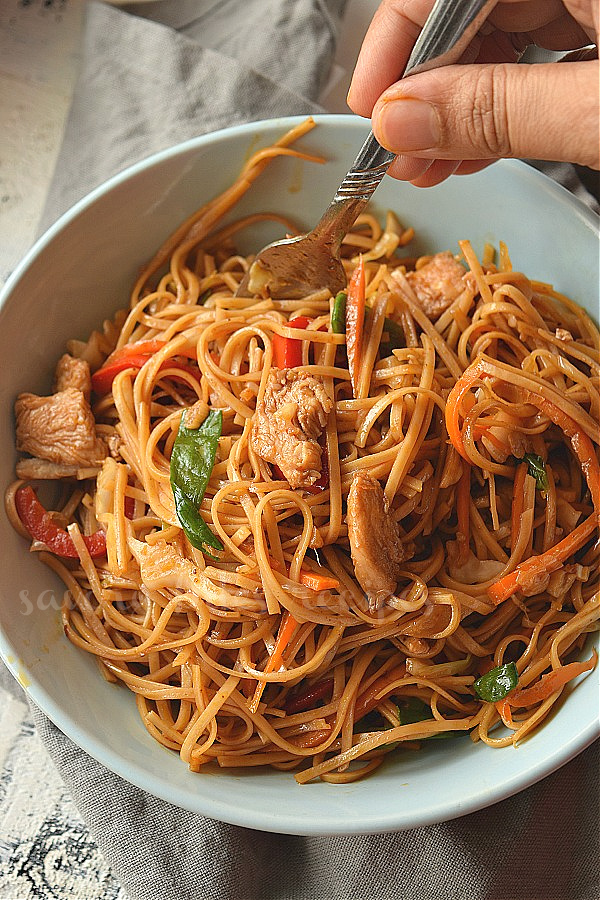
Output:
left=397, top=697, right=459, bottom=740
left=522, top=453, right=548, bottom=492
left=170, top=408, right=224, bottom=555
left=379, top=315, right=404, bottom=355
left=473, top=661, right=518, bottom=702
left=331, top=291, right=347, bottom=334
left=331, top=290, right=404, bottom=354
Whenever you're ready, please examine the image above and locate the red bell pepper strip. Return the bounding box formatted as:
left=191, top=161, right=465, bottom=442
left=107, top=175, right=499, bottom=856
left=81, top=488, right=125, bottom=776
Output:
left=15, top=485, right=106, bottom=559
left=345, top=256, right=366, bottom=396
left=271, top=316, right=312, bottom=369
left=103, top=340, right=198, bottom=366
left=92, top=354, right=160, bottom=394
left=285, top=677, right=334, bottom=713
left=124, top=495, right=136, bottom=520
left=92, top=352, right=198, bottom=395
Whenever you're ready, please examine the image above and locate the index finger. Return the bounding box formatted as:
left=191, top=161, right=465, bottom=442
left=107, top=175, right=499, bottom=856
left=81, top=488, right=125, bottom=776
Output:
left=347, top=0, right=436, bottom=116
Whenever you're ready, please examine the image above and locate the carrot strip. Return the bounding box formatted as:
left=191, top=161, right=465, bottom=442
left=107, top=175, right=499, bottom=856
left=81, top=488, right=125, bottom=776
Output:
left=507, top=651, right=597, bottom=709
left=248, top=610, right=298, bottom=713
left=346, top=255, right=366, bottom=397
left=510, top=461, right=528, bottom=553
left=267, top=556, right=338, bottom=592
left=496, top=698, right=515, bottom=728
left=456, top=461, right=471, bottom=564
left=526, top=391, right=600, bottom=512
left=299, top=570, right=339, bottom=592
left=488, top=513, right=599, bottom=604
left=444, top=359, right=487, bottom=460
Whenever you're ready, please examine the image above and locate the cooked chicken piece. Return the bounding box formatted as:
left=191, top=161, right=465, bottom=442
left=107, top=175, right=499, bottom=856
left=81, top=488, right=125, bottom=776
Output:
left=399, top=602, right=452, bottom=638
left=251, top=370, right=333, bottom=489
left=347, top=472, right=404, bottom=612
left=401, top=636, right=431, bottom=656
left=555, top=327, right=573, bottom=342
left=129, top=538, right=202, bottom=594
left=54, top=353, right=92, bottom=400
left=107, top=432, right=123, bottom=460
left=15, top=388, right=107, bottom=467
left=406, top=252, right=468, bottom=319
left=129, top=538, right=265, bottom=612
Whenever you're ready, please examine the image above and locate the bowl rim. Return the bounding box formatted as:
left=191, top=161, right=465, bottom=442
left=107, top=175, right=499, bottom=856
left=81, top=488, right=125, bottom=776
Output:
left=1, top=114, right=598, bottom=835
left=3, top=114, right=599, bottom=304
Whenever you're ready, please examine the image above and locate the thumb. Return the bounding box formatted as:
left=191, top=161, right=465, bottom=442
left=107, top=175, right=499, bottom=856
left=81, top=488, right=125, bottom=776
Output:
left=371, top=60, right=600, bottom=169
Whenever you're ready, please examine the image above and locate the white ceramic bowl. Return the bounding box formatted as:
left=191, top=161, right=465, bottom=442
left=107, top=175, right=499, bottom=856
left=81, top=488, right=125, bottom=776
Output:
left=1, top=115, right=598, bottom=835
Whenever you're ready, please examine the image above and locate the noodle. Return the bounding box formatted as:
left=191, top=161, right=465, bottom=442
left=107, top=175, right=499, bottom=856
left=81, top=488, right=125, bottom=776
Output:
left=6, top=120, right=599, bottom=783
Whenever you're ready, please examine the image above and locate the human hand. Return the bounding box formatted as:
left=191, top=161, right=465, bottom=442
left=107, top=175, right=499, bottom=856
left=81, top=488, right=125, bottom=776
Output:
left=347, top=0, right=599, bottom=186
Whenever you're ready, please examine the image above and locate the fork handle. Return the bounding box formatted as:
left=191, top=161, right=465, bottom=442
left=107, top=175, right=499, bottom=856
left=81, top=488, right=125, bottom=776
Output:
left=316, top=0, right=498, bottom=247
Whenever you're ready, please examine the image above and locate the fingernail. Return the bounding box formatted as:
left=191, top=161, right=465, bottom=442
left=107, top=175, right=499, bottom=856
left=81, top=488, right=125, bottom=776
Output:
left=346, top=80, right=354, bottom=107
left=375, top=97, right=441, bottom=152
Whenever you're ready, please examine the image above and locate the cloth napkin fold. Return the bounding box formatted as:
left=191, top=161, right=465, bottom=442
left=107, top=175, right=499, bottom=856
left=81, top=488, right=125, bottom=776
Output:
left=9, top=2, right=599, bottom=898
left=39, top=0, right=344, bottom=229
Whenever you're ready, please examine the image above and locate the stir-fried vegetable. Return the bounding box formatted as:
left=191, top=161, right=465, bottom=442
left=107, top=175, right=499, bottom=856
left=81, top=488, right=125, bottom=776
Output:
left=379, top=314, right=404, bottom=356
left=473, top=661, right=518, bottom=702
left=249, top=558, right=338, bottom=713
left=446, top=358, right=599, bottom=603
left=249, top=610, right=298, bottom=713
left=522, top=453, right=548, bottom=492
left=331, top=291, right=347, bottom=334
left=505, top=652, right=596, bottom=710
left=272, top=316, right=311, bottom=368
left=170, top=408, right=223, bottom=554
left=497, top=651, right=598, bottom=727
left=285, top=677, right=334, bottom=713
left=298, top=569, right=339, bottom=592
left=527, top=392, right=600, bottom=512
left=267, top=555, right=338, bottom=592
left=397, top=697, right=458, bottom=739
left=92, top=340, right=198, bottom=395
left=397, top=696, right=432, bottom=726
left=345, top=255, right=366, bottom=395
left=488, top=513, right=597, bottom=604
left=332, top=285, right=403, bottom=363
left=444, top=359, right=488, bottom=460
left=15, top=484, right=106, bottom=558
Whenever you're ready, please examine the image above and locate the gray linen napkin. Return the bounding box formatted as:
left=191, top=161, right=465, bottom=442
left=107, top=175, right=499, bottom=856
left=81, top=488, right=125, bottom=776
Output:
left=13, top=2, right=600, bottom=898
left=39, top=0, right=345, bottom=228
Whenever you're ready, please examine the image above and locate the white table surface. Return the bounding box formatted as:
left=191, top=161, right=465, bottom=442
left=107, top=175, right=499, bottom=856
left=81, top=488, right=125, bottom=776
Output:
left=0, top=1, right=379, bottom=897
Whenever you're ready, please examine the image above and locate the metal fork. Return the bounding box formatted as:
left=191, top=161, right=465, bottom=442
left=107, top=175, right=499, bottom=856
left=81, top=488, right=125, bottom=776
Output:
left=238, top=0, right=498, bottom=299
